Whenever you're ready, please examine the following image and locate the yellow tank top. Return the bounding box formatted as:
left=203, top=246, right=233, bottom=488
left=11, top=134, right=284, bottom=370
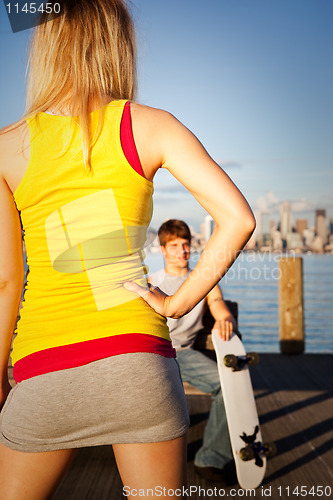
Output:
left=12, top=100, right=173, bottom=382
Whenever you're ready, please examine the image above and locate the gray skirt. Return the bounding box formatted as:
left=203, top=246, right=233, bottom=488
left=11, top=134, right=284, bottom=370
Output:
left=0, top=353, right=189, bottom=453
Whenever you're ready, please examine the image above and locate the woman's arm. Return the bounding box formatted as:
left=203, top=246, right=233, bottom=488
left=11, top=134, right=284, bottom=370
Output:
left=0, top=174, right=24, bottom=407
left=126, top=105, right=256, bottom=317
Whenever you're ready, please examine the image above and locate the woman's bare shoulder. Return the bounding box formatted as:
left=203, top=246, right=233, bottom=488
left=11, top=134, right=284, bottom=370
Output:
left=0, top=121, right=30, bottom=179
left=127, top=102, right=184, bottom=179
left=129, top=101, right=181, bottom=130
left=0, top=121, right=29, bottom=152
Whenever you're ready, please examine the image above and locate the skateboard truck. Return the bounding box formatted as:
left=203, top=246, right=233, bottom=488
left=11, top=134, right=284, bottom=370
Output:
left=223, top=352, right=260, bottom=371
left=239, top=426, right=277, bottom=467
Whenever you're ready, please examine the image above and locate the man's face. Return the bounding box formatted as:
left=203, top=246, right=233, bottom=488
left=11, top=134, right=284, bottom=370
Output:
left=161, top=237, right=190, bottom=269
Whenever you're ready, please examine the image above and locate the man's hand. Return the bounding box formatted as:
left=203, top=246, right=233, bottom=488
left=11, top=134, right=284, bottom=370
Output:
left=212, top=319, right=234, bottom=341
left=207, top=285, right=237, bottom=340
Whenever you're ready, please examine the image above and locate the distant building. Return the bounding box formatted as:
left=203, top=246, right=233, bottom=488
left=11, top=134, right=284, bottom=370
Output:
left=303, top=228, right=315, bottom=248
left=257, top=233, right=272, bottom=251
left=312, top=235, right=324, bottom=253
left=254, top=211, right=272, bottom=250
left=295, top=219, right=308, bottom=239
left=255, top=210, right=270, bottom=235
left=286, top=232, right=303, bottom=250
left=270, top=220, right=275, bottom=236
left=315, top=209, right=327, bottom=244
left=261, top=211, right=271, bottom=235
left=203, top=215, right=216, bottom=244
left=280, top=202, right=292, bottom=239
left=272, top=229, right=283, bottom=251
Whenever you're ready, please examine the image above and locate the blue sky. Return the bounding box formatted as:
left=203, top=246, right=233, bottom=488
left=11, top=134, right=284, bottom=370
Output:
left=1, top=0, right=332, bottom=232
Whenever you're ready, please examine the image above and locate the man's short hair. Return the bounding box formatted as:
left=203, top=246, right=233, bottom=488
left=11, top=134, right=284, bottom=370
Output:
left=158, top=219, right=192, bottom=247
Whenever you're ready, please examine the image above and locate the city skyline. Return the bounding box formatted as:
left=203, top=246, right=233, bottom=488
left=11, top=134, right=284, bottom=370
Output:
left=253, top=204, right=333, bottom=253
left=0, top=0, right=332, bottom=232
left=147, top=203, right=333, bottom=255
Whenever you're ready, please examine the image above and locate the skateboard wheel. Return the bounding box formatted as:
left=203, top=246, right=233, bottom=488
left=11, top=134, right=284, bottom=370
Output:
left=263, top=442, right=277, bottom=457
left=224, top=354, right=237, bottom=368
left=240, top=446, right=255, bottom=461
left=248, top=352, right=260, bottom=365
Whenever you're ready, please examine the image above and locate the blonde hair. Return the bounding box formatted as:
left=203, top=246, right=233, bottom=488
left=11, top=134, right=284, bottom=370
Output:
left=5, top=0, right=137, bottom=169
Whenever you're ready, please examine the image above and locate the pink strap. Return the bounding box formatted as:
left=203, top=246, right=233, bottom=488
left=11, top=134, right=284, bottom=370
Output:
left=120, top=101, right=145, bottom=178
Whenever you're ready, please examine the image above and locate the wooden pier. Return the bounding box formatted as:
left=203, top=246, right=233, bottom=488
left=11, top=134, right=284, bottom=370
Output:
left=48, top=353, right=333, bottom=499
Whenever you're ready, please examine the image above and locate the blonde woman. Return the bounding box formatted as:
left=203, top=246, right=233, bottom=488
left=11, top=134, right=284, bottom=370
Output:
left=0, top=1, right=255, bottom=498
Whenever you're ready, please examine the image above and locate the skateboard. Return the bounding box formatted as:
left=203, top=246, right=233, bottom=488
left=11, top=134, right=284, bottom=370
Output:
left=212, top=331, right=276, bottom=490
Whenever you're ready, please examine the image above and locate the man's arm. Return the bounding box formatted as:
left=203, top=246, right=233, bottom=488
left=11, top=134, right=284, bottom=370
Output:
left=206, top=285, right=237, bottom=341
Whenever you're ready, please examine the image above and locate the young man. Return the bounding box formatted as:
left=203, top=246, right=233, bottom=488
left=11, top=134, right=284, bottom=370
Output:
left=149, top=219, right=238, bottom=484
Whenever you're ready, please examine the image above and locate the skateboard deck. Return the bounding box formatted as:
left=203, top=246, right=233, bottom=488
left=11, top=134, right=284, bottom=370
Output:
left=212, top=331, right=267, bottom=490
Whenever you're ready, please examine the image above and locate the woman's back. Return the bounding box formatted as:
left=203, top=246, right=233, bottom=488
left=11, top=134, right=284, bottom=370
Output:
left=8, top=99, right=173, bottom=383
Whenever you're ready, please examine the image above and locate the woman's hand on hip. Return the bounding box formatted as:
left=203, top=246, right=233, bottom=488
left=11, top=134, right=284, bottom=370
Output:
left=123, top=281, right=180, bottom=318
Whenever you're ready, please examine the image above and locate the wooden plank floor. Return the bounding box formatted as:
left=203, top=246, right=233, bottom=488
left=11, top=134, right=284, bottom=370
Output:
left=49, top=353, right=333, bottom=499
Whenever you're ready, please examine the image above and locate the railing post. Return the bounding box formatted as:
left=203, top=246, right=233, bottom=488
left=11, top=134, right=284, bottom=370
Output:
left=279, top=256, right=305, bottom=354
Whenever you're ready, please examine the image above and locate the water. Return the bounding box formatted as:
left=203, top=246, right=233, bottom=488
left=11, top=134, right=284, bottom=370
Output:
left=145, top=252, right=333, bottom=354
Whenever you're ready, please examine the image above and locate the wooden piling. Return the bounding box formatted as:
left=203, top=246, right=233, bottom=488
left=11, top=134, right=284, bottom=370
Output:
left=279, top=256, right=305, bottom=354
